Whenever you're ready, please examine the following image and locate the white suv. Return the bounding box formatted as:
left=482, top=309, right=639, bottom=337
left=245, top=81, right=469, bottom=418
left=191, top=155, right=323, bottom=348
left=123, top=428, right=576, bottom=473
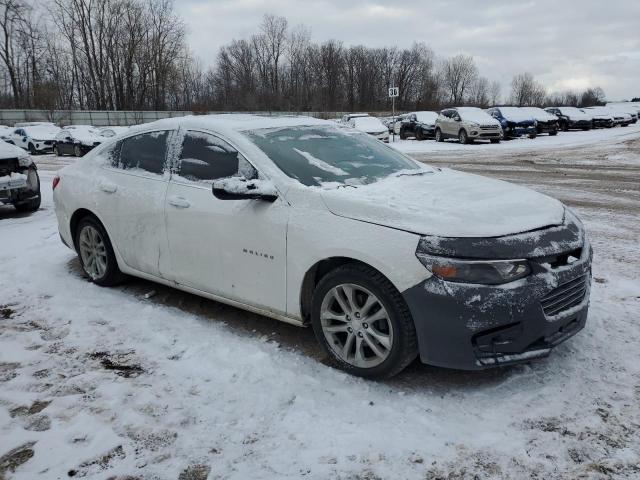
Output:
left=435, top=107, right=502, bottom=144
left=53, top=115, right=591, bottom=378
left=11, top=123, right=61, bottom=154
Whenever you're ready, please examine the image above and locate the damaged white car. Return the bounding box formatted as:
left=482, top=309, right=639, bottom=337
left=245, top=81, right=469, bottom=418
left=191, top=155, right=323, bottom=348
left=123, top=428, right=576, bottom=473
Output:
left=0, top=140, right=41, bottom=212
left=53, top=115, right=592, bottom=378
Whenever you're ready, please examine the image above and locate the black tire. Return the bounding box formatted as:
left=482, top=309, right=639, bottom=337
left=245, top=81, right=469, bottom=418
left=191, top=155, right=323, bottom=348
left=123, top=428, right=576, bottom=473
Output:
left=435, top=128, right=443, bottom=142
left=53, top=145, right=60, bottom=156
left=459, top=129, right=470, bottom=144
left=311, top=263, right=418, bottom=379
left=490, top=138, right=500, bottom=144
left=74, top=216, right=124, bottom=287
left=561, top=121, right=569, bottom=132
left=74, top=145, right=82, bottom=157
left=549, top=129, right=558, bottom=136
left=528, top=133, right=537, bottom=139
left=14, top=167, right=41, bottom=212
left=415, top=129, right=424, bottom=141
left=399, top=129, right=407, bottom=140
left=28, top=143, right=37, bottom=155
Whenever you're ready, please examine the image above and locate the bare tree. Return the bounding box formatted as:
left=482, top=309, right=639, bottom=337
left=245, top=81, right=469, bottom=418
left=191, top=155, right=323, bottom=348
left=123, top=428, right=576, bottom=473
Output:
left=510, top=72, right=546, bottom=106
left=489, top=80, right=501, bottom=105
left=440, top=54, right=478, bottom=105
left=580, top=87, right=605, bottom=107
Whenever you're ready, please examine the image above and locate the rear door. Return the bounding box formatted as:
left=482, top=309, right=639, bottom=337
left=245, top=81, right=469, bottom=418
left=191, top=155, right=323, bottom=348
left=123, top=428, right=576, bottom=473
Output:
left=96, top=130, right=172, bottom=277
left=164, top=130, right=288, bottom=314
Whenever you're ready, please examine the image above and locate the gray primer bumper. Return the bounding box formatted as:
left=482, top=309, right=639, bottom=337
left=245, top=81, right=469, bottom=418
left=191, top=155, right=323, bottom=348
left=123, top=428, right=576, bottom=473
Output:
left=403, top=211, right=592, bottom=370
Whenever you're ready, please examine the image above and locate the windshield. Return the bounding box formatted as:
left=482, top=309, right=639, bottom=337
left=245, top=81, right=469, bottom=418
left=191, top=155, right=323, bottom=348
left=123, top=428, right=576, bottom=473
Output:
left=246, top=125, right=419, bottom=187
left=25, top=126, right=60, bottom=138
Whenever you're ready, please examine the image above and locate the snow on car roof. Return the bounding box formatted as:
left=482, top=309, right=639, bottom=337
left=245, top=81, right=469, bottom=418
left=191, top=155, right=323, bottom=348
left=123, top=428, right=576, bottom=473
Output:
left=129, top=114, right=329, bottom=136
left=520, top=107, right=558, bottom=121
left=455, top=107, right=499, bottom=124
left=414, top=111, right=438, bottom=124
left=351, top=116, right=386, bottom=130
left=495, top=107, right=535, bottom=122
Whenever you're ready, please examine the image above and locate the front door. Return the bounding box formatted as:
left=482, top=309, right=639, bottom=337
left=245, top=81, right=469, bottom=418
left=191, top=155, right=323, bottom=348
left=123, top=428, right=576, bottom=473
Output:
left=164, top=130, right=288, bottom=314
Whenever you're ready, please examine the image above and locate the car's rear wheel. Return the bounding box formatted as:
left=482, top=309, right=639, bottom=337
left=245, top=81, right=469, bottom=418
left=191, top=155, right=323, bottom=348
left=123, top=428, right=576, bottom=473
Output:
left=549, top=129, right=558, bottom=136
left=399, top=129, right=407, bottom=140
left=434, top=128, right=443, bottom=142
left=75, top=216, right=124, bottom=286
left=561, top=121, right=569, bottom=132
left=14, top=167, right=41, bottom=212
left=311, top=264, right=418, bottom=379
left=74, top=145, right=82, bottom=157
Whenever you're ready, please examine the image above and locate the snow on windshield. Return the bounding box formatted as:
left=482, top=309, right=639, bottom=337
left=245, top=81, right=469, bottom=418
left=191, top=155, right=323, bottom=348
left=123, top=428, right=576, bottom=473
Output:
left=415, top=112, right=439, bottom=124
left=456, top=107, right=498, bottom=124
left=498, top=107, right=535, bottom=122
left=246, top=125, right=420, bottom=187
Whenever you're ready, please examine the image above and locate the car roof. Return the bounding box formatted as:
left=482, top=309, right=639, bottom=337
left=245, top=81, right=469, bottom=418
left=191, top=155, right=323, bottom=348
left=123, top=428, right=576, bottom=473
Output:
left=128, top=114, right=330, bottom=136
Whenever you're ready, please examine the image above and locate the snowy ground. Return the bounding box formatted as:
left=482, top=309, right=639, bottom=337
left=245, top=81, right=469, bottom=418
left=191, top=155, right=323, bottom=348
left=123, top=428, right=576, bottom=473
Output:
left=1, top=126, right=639, bottom=479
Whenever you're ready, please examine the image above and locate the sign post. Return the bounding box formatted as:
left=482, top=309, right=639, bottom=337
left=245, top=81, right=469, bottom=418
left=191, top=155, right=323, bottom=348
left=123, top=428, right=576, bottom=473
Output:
left=388, top=86, right=399, bottom=142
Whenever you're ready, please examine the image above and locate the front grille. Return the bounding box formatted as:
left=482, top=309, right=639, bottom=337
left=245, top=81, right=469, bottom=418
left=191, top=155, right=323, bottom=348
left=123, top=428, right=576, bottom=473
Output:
left=541, top=275, right=588, bottom=317
left=480, top=125, right=497, bottom=129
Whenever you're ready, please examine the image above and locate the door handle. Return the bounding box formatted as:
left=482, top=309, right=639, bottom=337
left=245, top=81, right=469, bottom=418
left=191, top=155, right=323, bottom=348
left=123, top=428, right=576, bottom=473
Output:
left=99, top=182, right=117, bottom=193
left=168, top=196, right=191, bottom=208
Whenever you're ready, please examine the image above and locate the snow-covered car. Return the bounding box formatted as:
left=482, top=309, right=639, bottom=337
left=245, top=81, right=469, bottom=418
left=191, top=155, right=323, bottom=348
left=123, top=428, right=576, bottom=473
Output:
left=341, top=113, right=369, bottom=124
left=435, top=107, right=502, bottom=144
left=604, top=105, right=638, bottom=124
left=99, top=126, right=130, bottom=138
left=545, top=107, right=592, bottom=131
left=0, top=140, right=41, bottom=212
left=10, top=123, right=61, bottom=154
left=580, top=108, right=614, bottom=128
left=52, top=114, right=592, bottom=378
left=0, top=125, right=14, bottom=144
left=519, top=107, right=559, bottom=135
left=399, top=111, right=439, bottom=140
left=53, top=125, right=103, bottom=157
left=487, top=107, right=537, bottom=139
left=348, top=116, right=389, bottom=142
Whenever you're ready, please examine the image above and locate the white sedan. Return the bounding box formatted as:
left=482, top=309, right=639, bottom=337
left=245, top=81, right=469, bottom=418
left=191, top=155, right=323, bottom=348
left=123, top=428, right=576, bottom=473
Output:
left=348, top=116, right=390, bottom=142
left=53, top=114, right=592, bottom=378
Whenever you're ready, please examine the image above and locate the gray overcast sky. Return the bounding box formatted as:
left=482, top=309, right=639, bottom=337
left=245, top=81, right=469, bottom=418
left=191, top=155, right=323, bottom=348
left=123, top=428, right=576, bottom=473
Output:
left=179, top=0, right=640, bottom=100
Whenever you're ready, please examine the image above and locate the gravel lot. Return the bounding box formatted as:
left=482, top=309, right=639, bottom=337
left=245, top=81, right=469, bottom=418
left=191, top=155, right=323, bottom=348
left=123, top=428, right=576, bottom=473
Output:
left=1, top=125, right=639, bottom=479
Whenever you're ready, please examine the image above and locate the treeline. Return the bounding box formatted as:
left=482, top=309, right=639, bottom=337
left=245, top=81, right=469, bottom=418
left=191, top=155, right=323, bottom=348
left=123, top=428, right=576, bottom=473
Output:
left=0, top=2, right=611, bottom=112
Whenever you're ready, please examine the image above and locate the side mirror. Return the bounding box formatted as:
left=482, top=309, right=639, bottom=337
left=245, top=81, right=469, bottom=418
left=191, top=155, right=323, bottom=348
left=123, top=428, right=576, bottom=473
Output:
left=212, top=176, right=278, bottom=202
left=454, top=116, right=461, bottom=122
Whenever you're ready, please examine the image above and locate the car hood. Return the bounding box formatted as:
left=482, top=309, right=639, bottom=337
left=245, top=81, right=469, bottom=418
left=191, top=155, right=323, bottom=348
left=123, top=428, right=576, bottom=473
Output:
left=0, top=140, right=29, bottom=160
left=319, top=169, right=565, bottom=237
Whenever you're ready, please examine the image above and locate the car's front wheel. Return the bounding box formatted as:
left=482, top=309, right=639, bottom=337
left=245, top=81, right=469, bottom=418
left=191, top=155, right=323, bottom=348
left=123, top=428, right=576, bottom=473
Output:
left=311, top=264, right=418, bottom=379
left=435, top=128, right=443, bottom=142
left=53, top=145, right=60, bottom=156
left=415, top=129, right=424, bottom=141
left=74, top=145, right=82, bottom=157
left=14, top=167, right=41, bottom=212
left=459, top=129, right=470, bottom=144
left=75, top=216, right=124, bottom=286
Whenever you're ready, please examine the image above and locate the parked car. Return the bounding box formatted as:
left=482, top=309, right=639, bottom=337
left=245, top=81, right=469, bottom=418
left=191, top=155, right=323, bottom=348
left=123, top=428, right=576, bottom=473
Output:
left=53, top=125, right=103, bottom=157
left=53, top=114, right=592, bottom=378
left=604, top=105, right=638, bottom=124
left=580, top=108, right=614, bottom=128
left=0, top=125, right=14, bottom=144
left=383, top=114, right=407, bottom=134
left=10, top=123, right=61, bottom=154
left=341, top=113, right=369, bottom=124
left=544, top=107, right=593, bottom=131
left=99, top=126, right=130, bottom=138
left=519, top=107, right=559, bottom=135
left=399, top=111, right=439, bottom=140
left=0, top=139, right=41, bottom=212
left=435, top=107, right=502, bottom=144
left=486, top=107, right=537, bottom=139
left=348, top=116, right=389, bottom=142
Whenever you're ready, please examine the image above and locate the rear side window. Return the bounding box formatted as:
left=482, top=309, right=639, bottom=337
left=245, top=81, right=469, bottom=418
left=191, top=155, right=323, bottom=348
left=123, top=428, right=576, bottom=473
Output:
left=177, top=131, right=256, bottom=183
left=113, top=131, right=169, bottom=175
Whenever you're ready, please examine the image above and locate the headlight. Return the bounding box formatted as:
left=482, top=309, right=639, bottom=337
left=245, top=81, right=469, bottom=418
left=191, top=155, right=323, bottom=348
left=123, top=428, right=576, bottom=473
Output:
left=469, top=122, right=480, bottom=127
left=416, top=252, right=531, bottom=285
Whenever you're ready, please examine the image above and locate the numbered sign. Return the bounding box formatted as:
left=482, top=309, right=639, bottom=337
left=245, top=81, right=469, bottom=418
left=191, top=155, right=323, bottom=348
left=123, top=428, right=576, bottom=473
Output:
left=388, top=87, right=399, bottom=98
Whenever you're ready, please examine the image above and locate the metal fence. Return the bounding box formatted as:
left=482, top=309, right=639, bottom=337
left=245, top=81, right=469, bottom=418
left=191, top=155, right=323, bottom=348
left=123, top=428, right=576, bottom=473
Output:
left=0, top=109, right=395, bottom=127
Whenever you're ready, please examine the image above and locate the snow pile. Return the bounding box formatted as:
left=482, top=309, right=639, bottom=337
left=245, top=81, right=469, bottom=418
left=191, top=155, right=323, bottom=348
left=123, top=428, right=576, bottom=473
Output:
left=0, top=171, right=27, bottom=188
left=23, top=125, right=61, bottom=140
left=0, top=139, right=30, bottom=161
left=63, top=125, right=103, bottom=146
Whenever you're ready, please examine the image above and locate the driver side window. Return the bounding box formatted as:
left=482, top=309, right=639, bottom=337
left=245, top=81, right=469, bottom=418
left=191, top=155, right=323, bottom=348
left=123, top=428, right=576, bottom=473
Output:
left=177, top=131, right=257, bottom=183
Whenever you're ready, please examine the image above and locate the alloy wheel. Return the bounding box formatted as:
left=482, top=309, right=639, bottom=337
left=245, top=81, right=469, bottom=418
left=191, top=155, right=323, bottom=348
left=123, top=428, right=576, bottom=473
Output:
left=320, top=283, right=394, bottom=368
left=79, top=225, right=108, bottom=280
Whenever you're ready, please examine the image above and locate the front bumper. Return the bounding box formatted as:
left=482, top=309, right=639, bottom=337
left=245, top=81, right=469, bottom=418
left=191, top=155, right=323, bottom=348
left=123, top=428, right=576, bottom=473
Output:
left=468, top=128, right=501, bottom=139
left=402, top=214, right=592, bottom=370
left=504, top=123, right=537, bottom=137
left=536, top=121, right=558, bottom=133
left=568, top=119, right=592, bottom=129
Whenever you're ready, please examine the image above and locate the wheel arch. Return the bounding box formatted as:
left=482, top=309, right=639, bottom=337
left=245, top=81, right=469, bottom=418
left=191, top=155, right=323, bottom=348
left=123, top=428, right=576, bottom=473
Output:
left=69, top=208, right=105, bottom=250
left=299, top=256, right=396, bottom=324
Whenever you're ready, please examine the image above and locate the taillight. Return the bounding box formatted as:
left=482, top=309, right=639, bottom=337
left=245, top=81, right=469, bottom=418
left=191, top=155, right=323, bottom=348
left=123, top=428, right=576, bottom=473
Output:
left=52, top=175, right=60, bottom=190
